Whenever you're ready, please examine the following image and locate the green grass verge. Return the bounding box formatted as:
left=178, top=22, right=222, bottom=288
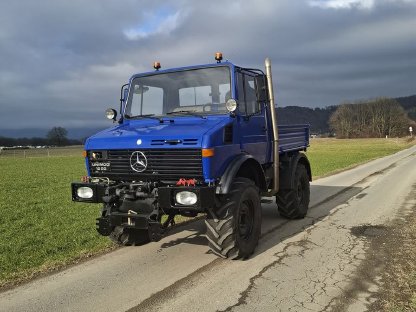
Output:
left=0, top=138, right=414, bottom=287
left=306, top=138, right=415, bottom=178
left=0, top=157, right=112, bottom=287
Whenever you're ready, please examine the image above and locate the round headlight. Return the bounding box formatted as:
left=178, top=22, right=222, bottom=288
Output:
left=175, top=191, right=198, bottom=205
left=105, top=108, right=117, bottom=120
left=77, top=187, right=94, bottom=199
left=225, top=99, right=237, bottom=112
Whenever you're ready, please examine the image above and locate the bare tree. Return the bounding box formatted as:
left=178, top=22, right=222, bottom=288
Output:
left=47, top=127, right=68, bottom=146
left=330, top=98, right=412, bottom=138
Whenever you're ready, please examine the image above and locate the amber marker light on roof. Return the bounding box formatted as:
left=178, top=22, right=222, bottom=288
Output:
left=153, top=61, right=161, bottom=70
left=202, top=148, right=215, bottom=157
left=215, top=52, right=223, bottom=63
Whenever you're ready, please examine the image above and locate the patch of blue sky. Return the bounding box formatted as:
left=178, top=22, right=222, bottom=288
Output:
left=123, top=6, right=179, bottom=40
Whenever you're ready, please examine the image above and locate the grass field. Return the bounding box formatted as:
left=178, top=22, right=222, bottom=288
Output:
left=0, top=138, right=414, bottom=287
left=0, top=156, right=112, bottom=287
left=306, top=138, right=415, bottom=178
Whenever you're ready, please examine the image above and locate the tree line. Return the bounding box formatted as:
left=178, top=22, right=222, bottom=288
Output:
left=1, top=95, right=415, bottom=145
left=277, top=95, right=415, bottom=138
left=330, top=98, right=415, bottom=138
left=0, top=127, right=82, bottom=147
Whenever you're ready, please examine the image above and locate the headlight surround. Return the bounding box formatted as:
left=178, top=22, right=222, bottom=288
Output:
left=175, top=191, right=198, bottom=205
left=225, top=99, right=237, bottom=112
left=105, top=108, right=117, bottom=120
left=77, top=187, right=94, bottom=199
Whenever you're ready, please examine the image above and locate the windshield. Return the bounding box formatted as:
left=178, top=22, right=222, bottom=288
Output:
left=125, top=67, right=231, bottom=117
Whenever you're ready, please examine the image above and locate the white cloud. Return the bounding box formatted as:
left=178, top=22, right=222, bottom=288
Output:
left=308, top=0, right=375, bottom=10
left=308, top=0, right=416, bottom=10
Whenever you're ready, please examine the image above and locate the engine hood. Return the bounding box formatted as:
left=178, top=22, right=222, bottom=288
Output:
left=85, top=116, right=230, bottom=150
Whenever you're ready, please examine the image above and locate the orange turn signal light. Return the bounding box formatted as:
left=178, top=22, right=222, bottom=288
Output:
left=82, top=150, right=87, bottom=157
left=202, top=148, right=215, bottom=157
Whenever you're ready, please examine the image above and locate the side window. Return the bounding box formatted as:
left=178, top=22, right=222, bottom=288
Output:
left=237, top=72, right=261, bottom=115
left=245, top=75, right=259, bottom=115
left=237, top=72, right=246, bottom=112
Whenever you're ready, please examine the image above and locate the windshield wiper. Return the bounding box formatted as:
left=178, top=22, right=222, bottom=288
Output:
left=166, top=111, right=206, bottom=119
left=125, top=114, right=162, bottom=122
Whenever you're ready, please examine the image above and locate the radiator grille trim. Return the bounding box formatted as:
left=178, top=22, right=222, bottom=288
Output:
left=89, top=149, right=203, bottom=181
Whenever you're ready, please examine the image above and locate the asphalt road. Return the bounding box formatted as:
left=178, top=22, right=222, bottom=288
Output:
left=1, top=145, right=416, bottom=312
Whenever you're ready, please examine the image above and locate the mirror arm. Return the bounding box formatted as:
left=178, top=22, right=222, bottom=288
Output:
left=119, top=83, right=129, bottom=123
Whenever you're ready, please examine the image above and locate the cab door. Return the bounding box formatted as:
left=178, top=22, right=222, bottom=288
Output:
left=237, top=70, right=269, bottom=164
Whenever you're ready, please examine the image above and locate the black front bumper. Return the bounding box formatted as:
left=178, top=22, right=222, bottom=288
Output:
left=72, top=182, right=216, bottom=211
left=72, top=182, right=216, bottom=237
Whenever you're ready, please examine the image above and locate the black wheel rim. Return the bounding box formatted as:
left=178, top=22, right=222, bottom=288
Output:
left=239, top=200, right=254, bottom=240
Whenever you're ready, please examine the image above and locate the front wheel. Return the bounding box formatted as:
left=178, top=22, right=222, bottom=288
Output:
left=205, top=178, right=262, bottom=259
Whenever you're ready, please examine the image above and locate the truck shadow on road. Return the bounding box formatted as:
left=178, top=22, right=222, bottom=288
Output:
left=158, top=184, right=363, bottom=257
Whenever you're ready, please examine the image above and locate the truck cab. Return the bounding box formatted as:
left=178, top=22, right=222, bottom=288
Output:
left=72, top=54, right=311, bottom=259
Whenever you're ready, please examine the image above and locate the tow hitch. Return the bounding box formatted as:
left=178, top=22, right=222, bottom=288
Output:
left=95, top=182, right=179, bottom=242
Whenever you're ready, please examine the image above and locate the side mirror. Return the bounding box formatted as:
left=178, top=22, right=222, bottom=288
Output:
left=255, top=75, right=268, bottom=103
left=105, top=108, right=118, bottom=122
left=119, top=83, right=129, bottom=123
left=133, top=85, right=149, bottom=94
left=123, top=88, right=129, bottom=103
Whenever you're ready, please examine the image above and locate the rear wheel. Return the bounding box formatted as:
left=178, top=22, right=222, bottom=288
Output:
left=276, top=163, right=310, bottom=219
left=205, top=178, right=262, bottom=259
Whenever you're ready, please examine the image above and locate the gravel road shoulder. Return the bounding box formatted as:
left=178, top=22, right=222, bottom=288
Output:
left=332, top=182, right=416, bottom=312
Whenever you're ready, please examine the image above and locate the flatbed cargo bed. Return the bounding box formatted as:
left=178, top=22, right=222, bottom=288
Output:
left=278, top=124, right=310, bottom=153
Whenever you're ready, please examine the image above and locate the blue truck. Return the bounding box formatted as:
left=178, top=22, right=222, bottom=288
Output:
left=71, top=54, right=311, bottom=259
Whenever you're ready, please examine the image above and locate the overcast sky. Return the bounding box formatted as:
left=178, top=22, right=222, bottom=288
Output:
left=0, top=0, right=415, bottom=130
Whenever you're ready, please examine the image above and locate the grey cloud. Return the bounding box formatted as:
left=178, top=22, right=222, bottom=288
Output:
left=0, top=0, right=415, bottom=131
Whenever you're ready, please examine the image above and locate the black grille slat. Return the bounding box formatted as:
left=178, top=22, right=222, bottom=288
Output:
left=150, top=139, right=198, bottom=146
left=90, top=149, right=203, bottom=181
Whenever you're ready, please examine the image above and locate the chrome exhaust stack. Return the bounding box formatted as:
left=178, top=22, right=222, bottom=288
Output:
left=265, top=57, right=279, bottom=194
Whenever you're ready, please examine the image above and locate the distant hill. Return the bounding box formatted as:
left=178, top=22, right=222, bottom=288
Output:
left=395, top=95, right=416, bottom=121
left=277, top=106, right=338, bottom=134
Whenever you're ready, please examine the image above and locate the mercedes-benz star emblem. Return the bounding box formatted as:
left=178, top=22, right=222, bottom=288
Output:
left=130, top=151, right=148, bottom=172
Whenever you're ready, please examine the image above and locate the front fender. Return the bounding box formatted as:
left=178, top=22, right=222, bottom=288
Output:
left=216, top=154, right=267, bottom=194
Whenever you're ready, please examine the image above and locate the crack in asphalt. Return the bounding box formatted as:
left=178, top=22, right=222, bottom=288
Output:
left=218, top=184, right=375, bottom=312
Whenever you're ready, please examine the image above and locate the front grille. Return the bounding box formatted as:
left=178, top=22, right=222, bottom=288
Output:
left=89, top=149, right=203, bottom=181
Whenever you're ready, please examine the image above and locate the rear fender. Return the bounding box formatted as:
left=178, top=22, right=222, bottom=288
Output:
left=279, top=152, right=312, bottom=190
